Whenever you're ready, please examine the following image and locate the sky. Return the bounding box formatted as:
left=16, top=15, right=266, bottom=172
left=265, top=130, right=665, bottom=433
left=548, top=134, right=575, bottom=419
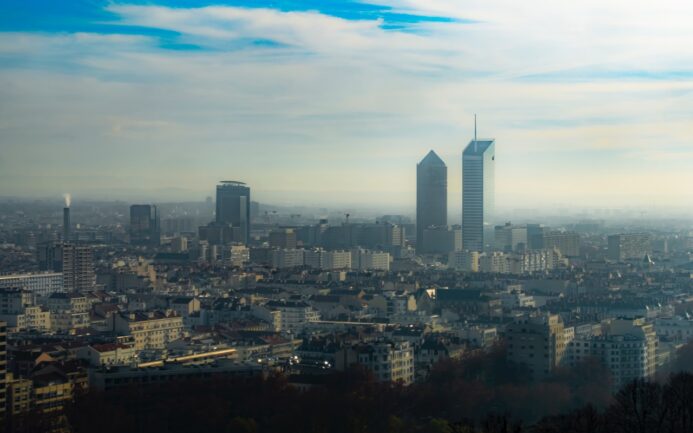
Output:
left=1, top=0, right=693, bottom=212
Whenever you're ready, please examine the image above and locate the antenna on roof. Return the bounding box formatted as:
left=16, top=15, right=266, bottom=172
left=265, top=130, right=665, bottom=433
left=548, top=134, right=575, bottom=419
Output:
left=474, top=114, right=478, bottom=152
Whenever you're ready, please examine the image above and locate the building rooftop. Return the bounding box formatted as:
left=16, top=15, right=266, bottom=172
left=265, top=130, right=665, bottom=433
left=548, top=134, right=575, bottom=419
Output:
left=92, top=343, right=132, bottom=353
left=418, top=150, right=446, bottom=167
left=463, top=139, right=495, bottom=155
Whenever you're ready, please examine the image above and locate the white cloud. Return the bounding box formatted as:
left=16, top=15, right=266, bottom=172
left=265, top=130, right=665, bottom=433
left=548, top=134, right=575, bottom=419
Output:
left=1, top=2, right=692, bottom=211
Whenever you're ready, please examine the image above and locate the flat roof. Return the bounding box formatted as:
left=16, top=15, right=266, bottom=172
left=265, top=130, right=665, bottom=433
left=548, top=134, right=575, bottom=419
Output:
left=463, top=139, right=495, bottom=155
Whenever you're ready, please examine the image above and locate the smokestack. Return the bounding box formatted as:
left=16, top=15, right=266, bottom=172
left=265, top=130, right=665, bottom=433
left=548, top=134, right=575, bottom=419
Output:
left=63, top=207, right=70, bottom=241
left=62, top=193, right=72, bottom=241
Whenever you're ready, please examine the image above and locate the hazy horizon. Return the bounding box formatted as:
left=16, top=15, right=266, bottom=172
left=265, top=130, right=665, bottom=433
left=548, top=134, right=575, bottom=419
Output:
left=2, top=0, right=693, bottom=210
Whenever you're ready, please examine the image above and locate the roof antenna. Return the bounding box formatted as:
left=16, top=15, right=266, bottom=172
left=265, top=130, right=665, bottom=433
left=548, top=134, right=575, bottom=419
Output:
left=474, top=114, right=478, bottom=152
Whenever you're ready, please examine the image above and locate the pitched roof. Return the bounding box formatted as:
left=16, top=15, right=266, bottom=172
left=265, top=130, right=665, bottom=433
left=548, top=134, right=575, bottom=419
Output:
left=419, top=150, right=446, bottom=167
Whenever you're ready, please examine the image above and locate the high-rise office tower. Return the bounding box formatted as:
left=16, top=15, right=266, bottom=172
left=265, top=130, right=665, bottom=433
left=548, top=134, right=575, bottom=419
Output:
left=130, top=204, right=160, bottom=246
left=216, top=181, right=251, bottom=244
left=416, top=150, right=447, bottom=253
left=462, top=118, right=495, bottom=252
left=526, top=224, right=548, bottom=250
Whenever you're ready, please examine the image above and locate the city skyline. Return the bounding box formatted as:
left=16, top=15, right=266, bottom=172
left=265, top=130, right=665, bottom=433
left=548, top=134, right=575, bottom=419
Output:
left=2, top=1, right=693, bottom=210
left=2, top=2, right=693, bottom=431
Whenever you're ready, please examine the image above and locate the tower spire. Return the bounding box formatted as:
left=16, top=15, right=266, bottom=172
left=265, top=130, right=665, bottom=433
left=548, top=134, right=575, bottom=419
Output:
left=474, top=114, right=478, bottom=152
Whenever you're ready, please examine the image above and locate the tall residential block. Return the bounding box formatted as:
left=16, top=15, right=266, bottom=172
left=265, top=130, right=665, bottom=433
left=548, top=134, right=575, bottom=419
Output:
left=416, top=150, right=447, bottom=253
left=494, top=222, right=528, bottom=252
left=506, top=314, right=566, bottom=381
left=62, top=244, right=96, bottom=292
left=269, top=228, right=297, bottom=249
left=539, top=231, right=581, bottom=257
left=462, top=133, right=495, bottom=252
left=608, top=233, right=652, bottom=262
left=37, top=243, right=95, bottom=292
left=421, top=226, right=462, bottom=255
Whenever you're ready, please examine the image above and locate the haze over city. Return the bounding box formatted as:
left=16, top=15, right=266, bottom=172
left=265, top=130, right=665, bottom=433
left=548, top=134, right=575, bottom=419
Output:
left=2, top=2, right=693, bottom=433
left=2, top=0, right=693, bottom=211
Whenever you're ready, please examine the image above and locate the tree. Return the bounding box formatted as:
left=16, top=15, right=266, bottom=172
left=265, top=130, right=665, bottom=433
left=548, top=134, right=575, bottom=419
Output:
left=608, top=380, right=668, bottom=433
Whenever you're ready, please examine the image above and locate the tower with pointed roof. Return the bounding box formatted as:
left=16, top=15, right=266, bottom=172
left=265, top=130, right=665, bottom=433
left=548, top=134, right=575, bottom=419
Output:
left=416, top=150, right=447, bottom=253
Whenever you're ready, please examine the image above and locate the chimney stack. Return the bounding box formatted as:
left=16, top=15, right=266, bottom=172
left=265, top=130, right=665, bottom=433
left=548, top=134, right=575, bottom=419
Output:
left=63, top=207, right=70, bottom=241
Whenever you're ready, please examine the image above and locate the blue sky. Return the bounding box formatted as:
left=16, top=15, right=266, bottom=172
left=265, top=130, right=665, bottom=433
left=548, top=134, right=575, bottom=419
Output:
left=1, top=0, right=692, bottom=211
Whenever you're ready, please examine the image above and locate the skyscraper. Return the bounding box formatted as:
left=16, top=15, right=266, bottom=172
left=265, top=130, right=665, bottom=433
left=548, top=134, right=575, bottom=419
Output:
left=130, top=204, right=160, bottom=246
left=216, top=181, right=251, bottom=244
left=462, top=121, right=495, bottom=252
left=416, top=150, right=447, bottom=253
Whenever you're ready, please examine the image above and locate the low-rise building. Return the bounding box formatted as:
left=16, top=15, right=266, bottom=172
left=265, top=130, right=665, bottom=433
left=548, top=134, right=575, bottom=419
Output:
left=0, top=289, right=52, bottom=332
left=89, top=361, right=264, bottom=391
left=448, top=250, right=480, bottom=272
left=270, top=249, right=305, bottom=269
left=655, top=316, right=693, bottom=343
left=113, top=311, right=184, bottom=351
left=336, top=340, right=415, bottom=385
left=263, top=300, right=319, bottom=333
left=169, top=297, right=201, bottom=318
left=351, top=249, right=391, bottom=271
left=0, top=273, right=64, bottom=298
left=76, top=343, right=138, bottom=367
left=564, top=317, right=658, bottom=390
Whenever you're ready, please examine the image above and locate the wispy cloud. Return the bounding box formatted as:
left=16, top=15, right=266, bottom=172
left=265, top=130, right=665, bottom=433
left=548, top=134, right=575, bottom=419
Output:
left=0, top=1, right=692, bottom=210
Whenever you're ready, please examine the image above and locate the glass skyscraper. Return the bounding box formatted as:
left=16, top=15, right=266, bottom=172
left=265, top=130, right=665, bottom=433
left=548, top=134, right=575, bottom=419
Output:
left=416, top=150, right=447, bottom=253
left=462, top=139, right=495, bottom=252
left=130, top=204, right=160, bottom=246
left=216, top=181, right=251, bottom=244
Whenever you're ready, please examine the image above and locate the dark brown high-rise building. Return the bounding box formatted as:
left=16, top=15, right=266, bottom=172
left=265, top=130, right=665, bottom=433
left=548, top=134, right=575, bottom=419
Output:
left=130, top=204, right=160, bottom=246
left=216, top=181, right=251, bottom=244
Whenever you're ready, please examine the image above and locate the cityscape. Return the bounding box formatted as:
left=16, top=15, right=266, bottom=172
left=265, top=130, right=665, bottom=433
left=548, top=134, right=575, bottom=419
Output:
left=2, top=1, right=693, bottom=433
